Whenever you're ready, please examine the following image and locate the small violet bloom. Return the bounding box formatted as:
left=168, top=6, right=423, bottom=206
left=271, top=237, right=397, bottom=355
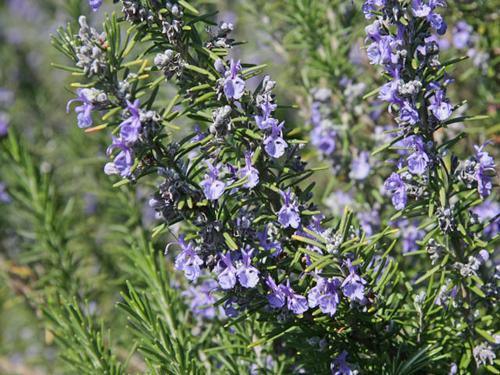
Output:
left=471, top=200, right=499, bottom=239
left=88, top=0, right=103, bottom=11
left=223, top=298, right=240, bottom=318
left=255, top=101, right=278, bottom=130
left=311, top=124, right=336, bottom=157
left=174, top=236, right=204, bottom=282
left=0, top=182, right=11, bottom=204
left=264, top=121, right=288, bottom=158
left=396, top=219, right=425, bottom=253
left=398, top=101, right=419, bottom=125
left=384, top=172, right=407, bottom=210
left=308, top=277, right=341, bottom=316
left=474, top=143, right=496, bottom=198
left=453, top=21, right=474, bottom=49
left=362, top=0, right=386, bottom=19
left=473, top=343, right=496, bottom=367
left=182, top=280, right=219, bottom=319
left=223, top=59, right=245, bottom=100
left=341, top=260, right=367, bottom=304
left=349, top=151, right=371, bottom=180
left=331, top=351, right=356, bottom=375
left=281, top=280, right=308, bottom=315
left=236, top=248, right=260, bottom=288
left=119, top=100, right=142, bottom=144
left=366, top=36, right=399, bottom=66
left=428, top=13, right=447, bottom=35
left=66, top=88, right=95, bottom=128
left=265, top=277, right=308, bottom=314
left=265, top=276, right=286, bottom=309
left=237, top=152, right=259, bottom=188
left=310, top=101, right=322, bottom=127
left=378, top=80, right=400, bottom=104
left=200, top=161, right=226, bottom=201
left=104, top=137, right=134, bottom=177
left=411, top=0, right=431, bottom=18
left=412, top=0, right=447, bottom=35
left=257, top=225, right=283, bottom=256
left=278, top=189, right=301, bottom=229
left=217, top=252, right=237, bottom=289
left=357, top=210, right=380, bottom=237
left=429, top=89, right=453, bottom=121
left=365, top=19, right=382, bottom=40
left=405, top=136, right=429, bottom=175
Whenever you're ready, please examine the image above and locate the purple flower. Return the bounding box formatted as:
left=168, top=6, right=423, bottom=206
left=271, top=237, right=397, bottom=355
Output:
left=449, top=363, right=458, bottom=375
left=350, top=151, right=371, bottom=180
left=429, top=89, right=452, bottom=121
left=331, top=351, right=356, bottom=375
left=265, top=277, right=308, bottom=314
left=434, top=281, right=458, bottom=307
left=310, top=101, right=322, bottom=127
left=182, top=280, right=219, bottom=319
left=66, top=89, right=95, bottom=128
left=396, top=219, right=425, bottom=253
left=308, top=277, right=341, bottom=316
left=104, top=137, right=134, bottom=177
left=411, top=0, right=431, bottom=17
left=476, top=249, right=490, bottom=265
left=357, top=210, right=380, bottom=237
left=378, top=80, right=400, bottom=103
left=398, top=101, right=419, bottom=125
left=341, top=260, right=367, bottom=304
left=88, top=0, right=103, bottom=11
left=405, top=136, right=429, bottom=175
left=474, top=144, right=496, bottom=198
left=237, top=152, right=259, bottom=188
left=472, top=200, right=500, bottom=239
left=407, top=150, right=429, bottom=175
left=217, top=252, right=237, bottom=289
left=119, top=100, right=142, bottom=144
left=420, top=35, right=450, bottom=52
left=366, top=41, right=384, bottom=65
left=377, top=35, right=402, bottom=65
left=236, top=248, right=260, bottom=288
left=264, top=121, right=288, bottom=158
left=281, top=280, right=308, bottom=315
left=255, top=101, right=278, bottom=130
left=0, top=182, right=11, bottom=204
left=362, top=0, right=386, bottom=19
left=223, top=59, right=245, bottom=100
left=200, top=161, right=226, bottom=201
left=473, top=343, right=496, bottom=367
left=174, top=236, right=204, bottom=282
left=365, top=20, right=382, bottom=41
left=278, top=189, right=301, bottom=229
left=265, top=276, right=286, bottom=309
left=412, top=0, right=447, bottom=34
left=453, top=21, right=474, bottom=49
left=223, top=298, right=240, bottom=318
left=428, top=13, right=447, bottom=35
left=384, top=173, right=407, bottom=210
left=257, top=225, right=283, bottom=256
left=311, top=125, right=336, bottom=157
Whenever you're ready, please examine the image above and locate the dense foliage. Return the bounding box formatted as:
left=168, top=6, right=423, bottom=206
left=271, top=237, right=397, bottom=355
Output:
left=0, top=0, right=498, bottom=374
